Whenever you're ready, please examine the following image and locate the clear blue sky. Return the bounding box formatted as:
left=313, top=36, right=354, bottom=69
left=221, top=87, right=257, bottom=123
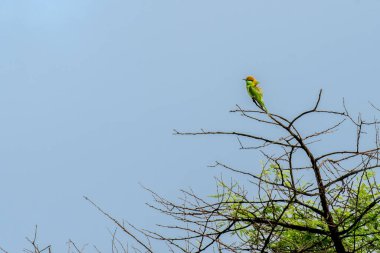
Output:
left=1, top=0, right=380, bottom=251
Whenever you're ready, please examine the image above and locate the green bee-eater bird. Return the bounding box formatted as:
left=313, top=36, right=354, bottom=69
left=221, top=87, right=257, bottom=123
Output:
left=244, top=75, right=267, bottom=112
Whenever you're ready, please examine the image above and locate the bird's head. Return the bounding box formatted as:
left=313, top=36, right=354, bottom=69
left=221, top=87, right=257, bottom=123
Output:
left=243, top=75, right=259, bottom=85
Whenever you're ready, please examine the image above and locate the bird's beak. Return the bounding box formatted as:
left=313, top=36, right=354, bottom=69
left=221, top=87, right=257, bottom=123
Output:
left=242, top=79, right=246, bottom=81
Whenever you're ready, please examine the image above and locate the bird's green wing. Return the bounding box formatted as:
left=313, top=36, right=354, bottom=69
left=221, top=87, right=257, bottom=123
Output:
left=248, top=85, right=267, bottom=111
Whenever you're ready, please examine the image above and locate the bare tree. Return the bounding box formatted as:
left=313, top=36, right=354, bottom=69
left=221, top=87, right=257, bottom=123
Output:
left=96, top=90, right=380, bottom=252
